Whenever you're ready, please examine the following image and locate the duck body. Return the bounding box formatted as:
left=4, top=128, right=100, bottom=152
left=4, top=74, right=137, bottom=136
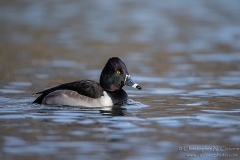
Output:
left=33, top=80, right=128, bottom=107
left=33, top=57, right=141, bottom=107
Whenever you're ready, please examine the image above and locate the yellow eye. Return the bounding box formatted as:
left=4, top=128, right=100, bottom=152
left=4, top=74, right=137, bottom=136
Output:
left=116, top=71, right=121, bottom=74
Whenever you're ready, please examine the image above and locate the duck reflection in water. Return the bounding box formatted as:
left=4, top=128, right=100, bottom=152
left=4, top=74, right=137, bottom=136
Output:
left=99, top=105, right=127, bottom=116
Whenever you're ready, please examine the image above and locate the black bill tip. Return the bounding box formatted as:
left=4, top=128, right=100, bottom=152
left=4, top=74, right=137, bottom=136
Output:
left=136, top=85, right=142, bottom=90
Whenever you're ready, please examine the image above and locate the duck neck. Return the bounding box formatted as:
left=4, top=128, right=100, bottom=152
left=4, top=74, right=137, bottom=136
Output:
left=106, top=89, right=128, bottom=104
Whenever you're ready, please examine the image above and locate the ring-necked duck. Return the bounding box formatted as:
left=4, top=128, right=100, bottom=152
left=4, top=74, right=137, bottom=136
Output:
left=33, top=57, right=141, bottom=107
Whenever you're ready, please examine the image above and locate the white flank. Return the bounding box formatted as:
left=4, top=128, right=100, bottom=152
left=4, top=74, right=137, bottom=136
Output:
left=42, top=90, right=113, bottom=107
left=100, top=91, right=113, bottom=106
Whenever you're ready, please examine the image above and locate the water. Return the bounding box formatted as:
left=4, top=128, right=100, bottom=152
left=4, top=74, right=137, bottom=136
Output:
left=1, top=0, right=240, bottom=160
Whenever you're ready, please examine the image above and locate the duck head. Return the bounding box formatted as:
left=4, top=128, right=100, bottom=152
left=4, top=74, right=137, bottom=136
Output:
left=100, top=57, right=141, bottom=91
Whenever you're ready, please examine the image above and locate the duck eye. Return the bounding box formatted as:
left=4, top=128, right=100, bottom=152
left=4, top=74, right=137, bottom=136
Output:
left=116, top=71, right=121, bottom=74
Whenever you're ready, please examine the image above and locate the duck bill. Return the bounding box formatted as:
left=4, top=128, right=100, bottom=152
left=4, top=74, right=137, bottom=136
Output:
left=124, top=75, right=141, bottom=90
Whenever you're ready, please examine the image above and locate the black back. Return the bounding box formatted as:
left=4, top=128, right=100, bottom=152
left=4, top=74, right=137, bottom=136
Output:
left=33, top=80, right=104, bottom=104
